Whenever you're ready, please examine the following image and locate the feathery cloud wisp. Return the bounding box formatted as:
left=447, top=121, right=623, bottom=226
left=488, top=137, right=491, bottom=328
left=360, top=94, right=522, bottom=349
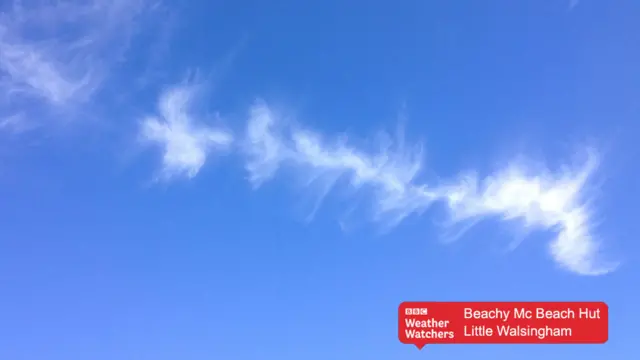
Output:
left=0, top=0, right=152, bottom=116
left=244, top=101, right=437, bottom=227
left=569, top=0, right=580, bottom=10
left=242, top=100, right=615, bottom=276
left=439, top=150, right=609, bottom=275
left=140, top=84, right=233, bottom=180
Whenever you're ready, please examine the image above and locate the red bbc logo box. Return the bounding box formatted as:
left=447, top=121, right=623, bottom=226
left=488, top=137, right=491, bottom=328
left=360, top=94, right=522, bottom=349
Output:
left=398, top=301, right=608, bottom=350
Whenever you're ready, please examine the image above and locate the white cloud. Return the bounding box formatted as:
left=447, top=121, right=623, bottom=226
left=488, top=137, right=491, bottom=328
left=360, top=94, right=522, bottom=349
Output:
left=244, top=101, right=438, bottom=227
left=439, top=149, right=614, bottom=275
left=140, top=84, right=233, bottom=180
left=242, top=100, right=616, bottom=276
left=0, top=112, right=35, bottom=133
left=0, top=1, right=616, bottom=278
left=569, top=0, right=580, bottom=10
left=0, top=0, right=153, bottom=115
left=244, top=101, right=288, bottom=186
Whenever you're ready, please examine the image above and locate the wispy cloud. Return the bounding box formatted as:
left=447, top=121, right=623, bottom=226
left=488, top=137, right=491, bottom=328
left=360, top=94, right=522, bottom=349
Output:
left=139, top=83, right=233, bottom=181
left=439, top=149, right=611, bottom=275
left=244, top=101, right=436, bottom=227
left=0, top=0, right=154, bottom=119
left=1, top=2, right=614, bottom=276
left=0, top=112, right=36, bottom=133
left=569, top=0, right=580, bottom=10
left=242, top=100, right=616, bottom=276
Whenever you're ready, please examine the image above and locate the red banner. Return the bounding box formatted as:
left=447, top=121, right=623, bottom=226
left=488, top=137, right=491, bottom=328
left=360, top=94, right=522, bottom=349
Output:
left=398, top=301, right=608, bottom=349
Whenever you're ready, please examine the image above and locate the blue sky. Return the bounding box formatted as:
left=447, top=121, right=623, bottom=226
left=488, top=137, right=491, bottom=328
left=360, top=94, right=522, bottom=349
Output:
left=0, top=0, right=639, bottom=359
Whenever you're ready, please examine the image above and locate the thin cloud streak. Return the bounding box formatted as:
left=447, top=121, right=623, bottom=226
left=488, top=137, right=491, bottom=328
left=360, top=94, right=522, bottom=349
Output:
left=0, top=112, right=35, bottom=133
left=569, top=0, right=580, bottom=10
left=242, top=100, right=616, bottom=276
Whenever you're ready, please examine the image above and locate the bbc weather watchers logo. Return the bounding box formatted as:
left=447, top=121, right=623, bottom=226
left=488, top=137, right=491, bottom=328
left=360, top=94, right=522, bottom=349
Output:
left=405, top=308, right=429, bottom=316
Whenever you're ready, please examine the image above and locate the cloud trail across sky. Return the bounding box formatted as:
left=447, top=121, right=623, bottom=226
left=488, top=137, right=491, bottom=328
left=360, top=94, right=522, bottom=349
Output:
left=137, top=84, right=616, bottom=276
left=239, top=101, right=615, bottom=276
left=0, top=1, right=619, bottom=277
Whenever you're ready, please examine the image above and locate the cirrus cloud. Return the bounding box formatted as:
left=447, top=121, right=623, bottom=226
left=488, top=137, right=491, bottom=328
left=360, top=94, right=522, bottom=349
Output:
left=2, top=2, right=617, bottom=277
left=240, top=100, right=615, bottom=276
left=0, top=0, right=161, bottom=130
left=139, top=83, right=233, bottom=181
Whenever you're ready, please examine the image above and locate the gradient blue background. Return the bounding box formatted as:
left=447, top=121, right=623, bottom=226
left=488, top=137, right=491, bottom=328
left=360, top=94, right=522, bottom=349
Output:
left=1, top=1, right=639, bottom=359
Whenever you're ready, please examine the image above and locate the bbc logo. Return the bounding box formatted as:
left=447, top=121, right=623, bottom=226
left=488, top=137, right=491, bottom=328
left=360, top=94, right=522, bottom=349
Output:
left=405, top=308, right=428, bottom=316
